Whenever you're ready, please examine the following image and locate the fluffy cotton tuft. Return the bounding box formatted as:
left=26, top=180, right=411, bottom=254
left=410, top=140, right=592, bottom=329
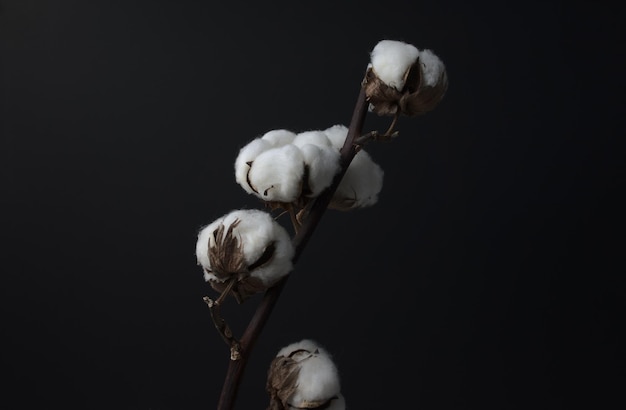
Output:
left=292, top=130, right=334, bottom=149
left=290, top=351, right=341, bottom=406
left=234, top=138, right=272, bottom=194
left=331, top=149, right=384, bottom=210
left=299, top=143, right=341, bottom=197
left=260, top=129, right=296, bottom=147
left=418, top=48, right=446, bottom=87
left=370, top=39, right=420, bottom=90
left=323, top=124, right=350, bottom=150
left=195, top=209, right=294, bottom=301
left=247, top=145, right=305, bottom=203
left=268, top=339, right=344, bottom=410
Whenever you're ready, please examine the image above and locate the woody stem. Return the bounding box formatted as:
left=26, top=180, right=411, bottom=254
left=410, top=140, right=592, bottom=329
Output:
left=216, top=81, right=369, bottom=410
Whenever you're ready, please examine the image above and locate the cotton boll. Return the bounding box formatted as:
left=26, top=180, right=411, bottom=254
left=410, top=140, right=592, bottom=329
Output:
left=323, top=124, right=349, bottom=150
left=267, top=339, right=344, bottom=410
left=299, top=144, right=341, bottom=197
left=261, top=129, right=296, bottom=147
left=370, top=39, right=419, bottom=90
left=292, top=130, right=334, bottom=149
left=418, top=48, right=446, bottom=87
left=365, top=39, right=448, bottom=117
left=247, top=144, right=305, bottom=203
left=330, top=149, right=384, bottom=210
left=195, top=209, right=294, bottom=303
left=234, top=138, right=272, bottom=194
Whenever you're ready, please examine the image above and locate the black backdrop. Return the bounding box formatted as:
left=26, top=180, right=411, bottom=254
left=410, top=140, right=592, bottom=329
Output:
left=1, top=1, right=623, bottom=409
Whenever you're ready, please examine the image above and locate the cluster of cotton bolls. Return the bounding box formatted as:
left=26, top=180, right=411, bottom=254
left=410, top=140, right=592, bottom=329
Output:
left=235, top=124, right=384, bottom=212
left=364, top=39, right=448, bottom=117
left=195, top=208, right=295, bottom=303
left=194, top=38, right=448, bottom=408
left=266, top=339, right=346, bottom=410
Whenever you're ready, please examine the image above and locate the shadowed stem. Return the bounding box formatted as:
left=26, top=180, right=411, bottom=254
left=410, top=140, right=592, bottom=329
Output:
left=216, top=82, right=369, bottom=410
left=204, top=278, right=241, bottom=360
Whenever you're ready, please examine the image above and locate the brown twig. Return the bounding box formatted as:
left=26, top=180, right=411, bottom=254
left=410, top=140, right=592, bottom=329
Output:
left=204, top=278, right=241, bottom=360
left=215, top=82, right=369, bottom=410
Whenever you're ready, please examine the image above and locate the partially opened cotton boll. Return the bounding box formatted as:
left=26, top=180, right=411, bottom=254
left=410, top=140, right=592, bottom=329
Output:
left=330, top=148, right=384, bottom=211
left=364, top=38, right=448, bottom=117
left=235, top=138, right=273, bottom=194
left=267, top=339, right=345, bottom=410
left=399, top=47, right=448, bottom=115
left=322, top=124, right=349, bottom=150
left=261, top=129, right=297, bottom=147
left=247, top=144, right=305, bottom=203
left=195, top=209, right=294, bottom=303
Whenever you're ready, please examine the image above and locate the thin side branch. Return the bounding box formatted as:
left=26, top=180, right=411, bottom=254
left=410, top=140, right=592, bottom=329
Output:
left=204, top=278, right=241, bottom=360
left=216, top=82, right=369, bottom=410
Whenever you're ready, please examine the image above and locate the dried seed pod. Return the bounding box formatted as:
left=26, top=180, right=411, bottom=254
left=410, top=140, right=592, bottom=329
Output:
left=266, top=339, right=345, bottom=410
left=195, top=209, right=294, bottom=303
left=364, top=39, right=448, bottom=117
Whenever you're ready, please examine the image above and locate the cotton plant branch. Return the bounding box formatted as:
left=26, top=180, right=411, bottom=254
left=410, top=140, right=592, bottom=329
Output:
left=194, top=38, right=449, bottom=410
left=216, top=84, right=369, bottom=410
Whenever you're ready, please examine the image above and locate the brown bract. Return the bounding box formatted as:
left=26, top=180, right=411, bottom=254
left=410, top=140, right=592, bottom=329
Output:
left=266, top=355, right=339, bottom=410
left=205, top=219, right=277, bottom=303
left=363, top=57, right=448, bottom=117
left=266, top=355, right=300, bottom=410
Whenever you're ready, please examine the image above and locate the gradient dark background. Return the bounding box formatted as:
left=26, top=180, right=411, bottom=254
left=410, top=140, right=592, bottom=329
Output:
left=1, top=1, right=623, bottom=409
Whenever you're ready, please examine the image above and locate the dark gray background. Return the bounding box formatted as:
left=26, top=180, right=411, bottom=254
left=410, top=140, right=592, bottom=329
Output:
left=1, top=1, right=623, bottom=409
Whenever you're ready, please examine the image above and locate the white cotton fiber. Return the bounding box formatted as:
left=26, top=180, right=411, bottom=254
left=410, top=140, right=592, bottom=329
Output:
left=247, top=144, right=305, bottom=203
left=370, top=39, right=419, bottom=90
